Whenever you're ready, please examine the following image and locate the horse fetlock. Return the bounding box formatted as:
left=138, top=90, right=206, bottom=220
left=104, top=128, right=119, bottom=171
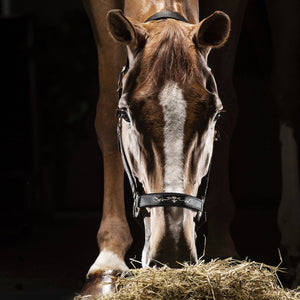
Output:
left=87, top=249, right=128, bottom=277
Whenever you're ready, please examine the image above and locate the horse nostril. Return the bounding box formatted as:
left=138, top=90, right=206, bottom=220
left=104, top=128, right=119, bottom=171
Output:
left=148, top=260, right=158, bottom=268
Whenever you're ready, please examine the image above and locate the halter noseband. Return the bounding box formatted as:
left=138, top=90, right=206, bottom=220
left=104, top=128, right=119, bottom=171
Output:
left=116, top=11, right=210, bottom=223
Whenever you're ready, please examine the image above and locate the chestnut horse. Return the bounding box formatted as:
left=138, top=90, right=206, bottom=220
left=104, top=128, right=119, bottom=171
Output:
left=79, top=0, right=245, bottom=297
left=80, top=0, right=246, bottom=297
left=79, top=1, right=300, bottom=296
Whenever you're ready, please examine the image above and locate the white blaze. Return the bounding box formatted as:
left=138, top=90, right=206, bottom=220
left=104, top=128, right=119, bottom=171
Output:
left=159, top=81, right=186, bottom=193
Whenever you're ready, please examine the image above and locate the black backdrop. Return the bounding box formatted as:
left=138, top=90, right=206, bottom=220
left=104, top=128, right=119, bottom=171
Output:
left=0, top=0, right=297, bottom=299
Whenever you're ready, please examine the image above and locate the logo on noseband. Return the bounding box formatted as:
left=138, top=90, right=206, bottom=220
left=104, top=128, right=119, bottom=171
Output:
left=153, top=196, right=191, bottom=204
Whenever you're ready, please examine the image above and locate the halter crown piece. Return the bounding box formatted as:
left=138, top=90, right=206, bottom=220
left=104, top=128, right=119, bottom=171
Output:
left=116, top=11, right=210, bottom=225
left=144, top=11, right=189, bottom=23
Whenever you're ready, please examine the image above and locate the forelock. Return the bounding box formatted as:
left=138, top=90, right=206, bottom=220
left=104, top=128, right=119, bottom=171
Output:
left=138, top=20, right=199, bottom=88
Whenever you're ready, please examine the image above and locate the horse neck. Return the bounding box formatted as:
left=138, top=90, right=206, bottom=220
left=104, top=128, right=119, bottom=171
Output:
left=124, top=0, right=199, bottom=24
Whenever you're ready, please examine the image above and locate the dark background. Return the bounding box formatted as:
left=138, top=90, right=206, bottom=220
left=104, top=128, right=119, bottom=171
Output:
left=0, top=0, right=294, bottom=299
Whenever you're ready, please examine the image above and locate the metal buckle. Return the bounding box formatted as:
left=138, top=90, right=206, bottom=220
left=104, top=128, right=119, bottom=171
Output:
left=133, top=194, right=141, bottom=218
left=195, top=210, right=207, bottom=228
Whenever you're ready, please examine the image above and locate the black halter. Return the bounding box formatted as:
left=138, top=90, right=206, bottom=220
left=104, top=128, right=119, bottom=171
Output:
left=144, top=11, right=189, bottom=23
left=116, top=11, right=210, bottom=223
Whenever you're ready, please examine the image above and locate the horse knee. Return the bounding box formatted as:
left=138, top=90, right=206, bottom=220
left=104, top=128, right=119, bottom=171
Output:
left=97, top=216, right=133, bottom=254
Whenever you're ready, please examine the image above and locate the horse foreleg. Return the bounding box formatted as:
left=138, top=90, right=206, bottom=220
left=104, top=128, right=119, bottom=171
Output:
left=88, top=89, right=132, bottom=276
left=266, top=0, right=300, bottom=287
left=81, top=132, right=133, bottom=296
left=206, top=140, right=239, bottom=258
left=80, top=0, right=132, bottom=297
left=80, top=46, right=132, bottom=299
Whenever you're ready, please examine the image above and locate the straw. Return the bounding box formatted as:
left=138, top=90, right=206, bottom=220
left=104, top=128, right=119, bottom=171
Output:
left=75, top=258, right=300, bottom=300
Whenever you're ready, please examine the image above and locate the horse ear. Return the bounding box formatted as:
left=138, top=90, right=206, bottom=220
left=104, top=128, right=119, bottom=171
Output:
left=107, top=9, right=145, bottom=47
left=194, top=11, right=231, bottom=49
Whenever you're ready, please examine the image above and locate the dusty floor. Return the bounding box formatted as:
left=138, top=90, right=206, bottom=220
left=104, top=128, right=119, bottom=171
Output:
left=0, top=213, right=99, bottom=300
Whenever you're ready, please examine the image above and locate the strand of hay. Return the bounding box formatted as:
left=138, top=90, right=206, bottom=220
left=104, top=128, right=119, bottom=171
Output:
left=95, top=258, right=300, bottom=300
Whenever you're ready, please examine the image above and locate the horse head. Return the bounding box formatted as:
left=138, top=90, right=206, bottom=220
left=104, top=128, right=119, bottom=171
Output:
left=107, top=9, right=230, bottom=267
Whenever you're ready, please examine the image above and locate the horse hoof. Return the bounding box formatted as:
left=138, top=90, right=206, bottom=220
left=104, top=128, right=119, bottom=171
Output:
left=77, top=269, right=122, bottom=299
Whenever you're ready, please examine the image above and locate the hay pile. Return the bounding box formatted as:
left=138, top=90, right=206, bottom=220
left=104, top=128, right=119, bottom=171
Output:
left=79, top=258, right=300, bottom=300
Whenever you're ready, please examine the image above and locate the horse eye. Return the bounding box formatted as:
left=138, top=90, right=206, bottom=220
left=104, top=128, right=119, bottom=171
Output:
left=116, top=108, right=130, bottom=123
left=214, top=112, right=221, bottom=122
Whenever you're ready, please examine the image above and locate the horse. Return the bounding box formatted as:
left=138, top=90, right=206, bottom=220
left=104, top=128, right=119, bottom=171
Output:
left=80, top=0, right=300, bottom=297
left=79, top=0, right=241, bottom=296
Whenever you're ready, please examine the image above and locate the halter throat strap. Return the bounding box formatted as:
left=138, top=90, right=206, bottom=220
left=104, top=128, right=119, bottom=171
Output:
left=144, top=11, right=189, bottom=23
